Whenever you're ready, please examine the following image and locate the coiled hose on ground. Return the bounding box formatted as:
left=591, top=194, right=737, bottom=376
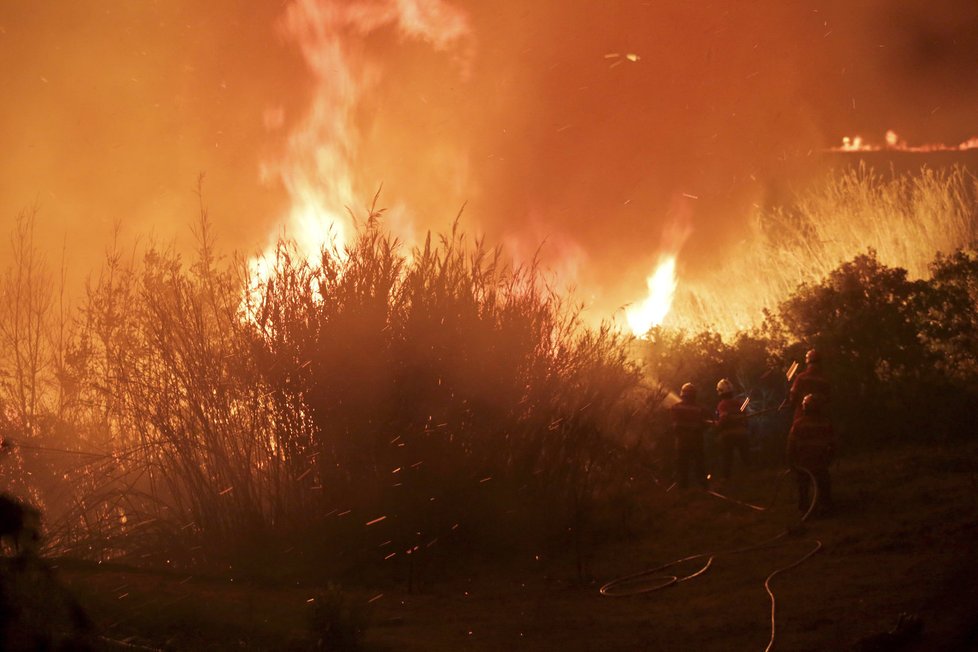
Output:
left=599, top=467, right=823, bottom=652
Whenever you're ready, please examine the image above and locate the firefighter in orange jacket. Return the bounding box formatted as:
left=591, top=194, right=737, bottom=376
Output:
left=786, top=393, right=836, bottom=514
left=715, top=378, right=750, bottom=483
left=670, top=383, right=712, bottom=489
left=789, top=349, right=831, bottom=419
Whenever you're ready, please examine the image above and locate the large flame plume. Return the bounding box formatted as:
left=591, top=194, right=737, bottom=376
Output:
left=626, top=200, right=693, bottom=337
left=252, top=0, right=471, bottom=280
left=626, top=255, right=678, bottom=337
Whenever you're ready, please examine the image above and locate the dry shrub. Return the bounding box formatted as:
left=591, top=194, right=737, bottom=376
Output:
left=246, top=209, right=649, bottom=574
left=29, top=204, right=651, bottom=577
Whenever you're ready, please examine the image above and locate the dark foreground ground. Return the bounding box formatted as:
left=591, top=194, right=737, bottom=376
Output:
left=28, top=439, right=978, bottom=650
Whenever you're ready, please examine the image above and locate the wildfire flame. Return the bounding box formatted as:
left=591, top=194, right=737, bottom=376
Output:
left=625, top=201, right=693, bottom=338
left=251, top=0, right=471, bottom=282
left=832, top=130, right=978, bottom=153
left=626, top=255, right=679, bottom=337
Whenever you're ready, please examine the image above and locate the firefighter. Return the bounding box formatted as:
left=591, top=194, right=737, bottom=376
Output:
left=786, top=393, right=836, bottom=515
left=669, top=382, right=712, bottom=489
left=789, top=349, right=831, bottom=419
left=715, top=378, right=750, bottom=483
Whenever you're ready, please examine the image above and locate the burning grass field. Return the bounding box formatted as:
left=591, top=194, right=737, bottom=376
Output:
left=0, top=163, right=976, bottom=648
left=666, top=163, right=978, bottom=336
left=52, top=436, right=978, bottom=651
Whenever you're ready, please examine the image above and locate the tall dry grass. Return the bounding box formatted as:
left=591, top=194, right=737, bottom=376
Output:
left=668, top=164, right=978, bottom=335
left=13, top=202, right=652, bottom=577
left=44, top=212, right=322, bottom=565
left=9, top=165, right=977, bottom=574
left=244, top=207, right=650, bottom=574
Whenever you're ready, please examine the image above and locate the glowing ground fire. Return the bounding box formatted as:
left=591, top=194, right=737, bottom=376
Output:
left=832, top=130, right=978, bottom=153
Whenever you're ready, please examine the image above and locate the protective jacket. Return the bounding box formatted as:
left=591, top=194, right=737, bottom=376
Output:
left=670, top=400, right=711, bottom=443
left=789, top=365, right=830, bottom=416
left=715, top=397, right=749, bottom=437
left=786, top=415, right=836, bottom=471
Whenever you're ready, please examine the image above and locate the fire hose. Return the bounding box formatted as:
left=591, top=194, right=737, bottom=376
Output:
left=599, top=467, right=823, bottom=652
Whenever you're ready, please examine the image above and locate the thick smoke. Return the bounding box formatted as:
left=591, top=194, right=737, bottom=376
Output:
left=2, top=0, right=977, bottom=317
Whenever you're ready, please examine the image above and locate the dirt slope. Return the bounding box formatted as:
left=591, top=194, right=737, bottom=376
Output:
left=52, top=440, right=978, bottom=651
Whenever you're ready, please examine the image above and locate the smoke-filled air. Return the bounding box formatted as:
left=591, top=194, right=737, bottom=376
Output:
left=1, top=1, right=977, bottom=650
left=5, top=0, right=978, bottom=331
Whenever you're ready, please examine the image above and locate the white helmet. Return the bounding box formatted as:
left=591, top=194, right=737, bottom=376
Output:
left=716, top=378, right=734, bottom=395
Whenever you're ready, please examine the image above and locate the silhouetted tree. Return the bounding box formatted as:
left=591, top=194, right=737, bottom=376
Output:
left=923, top=248, right=978, bottom=385
left=777, top=251, right=937, bottom=438
left=641, top=328, right=730, bottom=397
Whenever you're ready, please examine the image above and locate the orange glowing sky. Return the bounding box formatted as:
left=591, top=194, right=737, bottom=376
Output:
left=3, top=0, right=978, bottom=321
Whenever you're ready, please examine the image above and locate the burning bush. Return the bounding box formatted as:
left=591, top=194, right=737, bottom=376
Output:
left=13, top=163, right=976, bottom=578
left=19, top=206, right=651, bottom=577
left=244, top=209, right=649, bottom=575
